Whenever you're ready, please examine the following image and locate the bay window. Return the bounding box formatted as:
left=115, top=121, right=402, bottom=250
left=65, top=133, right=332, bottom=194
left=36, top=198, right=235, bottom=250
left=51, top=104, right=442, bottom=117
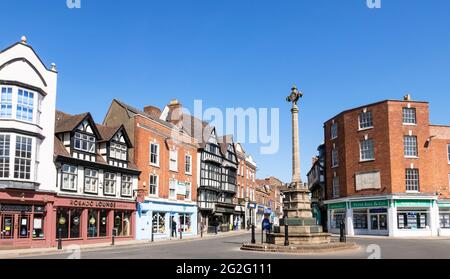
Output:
left=16, top=89, right=34, bottom=122
left=0, top=87, right=12, bottom=118
left=14, top=135, right=32, bottom=180
left=0, top=135, right=10, bottom=178
left=62, top=164, right=77, bottom=191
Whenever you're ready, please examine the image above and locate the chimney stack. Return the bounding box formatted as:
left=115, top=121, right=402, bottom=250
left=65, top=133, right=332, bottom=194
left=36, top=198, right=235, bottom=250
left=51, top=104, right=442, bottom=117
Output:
left=167, top=99, right=183, bottom=127
left=144, top=105, right=162, bottom=118
left=404, top=94, right=411, bottom=101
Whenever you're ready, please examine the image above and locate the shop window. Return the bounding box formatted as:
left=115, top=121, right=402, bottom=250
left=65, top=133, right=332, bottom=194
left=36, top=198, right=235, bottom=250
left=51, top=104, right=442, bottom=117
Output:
left=114, top=211, right=131, bottom=237
left=179, top=214, right=192, bottom=233
left=397, top=211, right=428, bottom=229
left=56, top=209, right=81, bottom=239
left=353, top=210, right=368, bottom=229
left=152, top=212, right=166, bottom=234
left=331, top=210, right=345, bottom=229
left=88, top=209, right=108, bottom=238
left=32, top=213, right=45, bottom=239
left=440, top=211, right=450, bottom=229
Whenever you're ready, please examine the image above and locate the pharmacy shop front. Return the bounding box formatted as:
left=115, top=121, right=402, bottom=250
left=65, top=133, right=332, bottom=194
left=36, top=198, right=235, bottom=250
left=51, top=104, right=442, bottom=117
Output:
left=326, top=196, right=440, bottom=237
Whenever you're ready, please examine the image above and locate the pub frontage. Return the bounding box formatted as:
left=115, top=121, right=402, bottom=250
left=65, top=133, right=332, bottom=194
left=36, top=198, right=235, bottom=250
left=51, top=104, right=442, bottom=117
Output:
left=52, top=196, right=136, bottom=246
left=0, top=190, right=55, bottom=248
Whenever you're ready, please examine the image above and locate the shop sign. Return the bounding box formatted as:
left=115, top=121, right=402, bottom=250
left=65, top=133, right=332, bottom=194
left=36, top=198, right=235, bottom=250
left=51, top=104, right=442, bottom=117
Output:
left=328, top=202, right=347, bottom=210
left=70, top=199, right=116, bottom=209
left=247, top=203, right=257, bottom=209
left=438, top=201, right=450, bottom=208
left=0, top=204, right=33, bottom=212
left=395, top=200, right=431, bottom=207
left=351, top=200, right=388, bottom=208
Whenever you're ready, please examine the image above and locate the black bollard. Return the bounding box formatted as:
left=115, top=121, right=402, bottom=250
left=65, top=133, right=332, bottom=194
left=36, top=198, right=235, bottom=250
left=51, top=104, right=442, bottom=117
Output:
left=201, top=225, right=203, bottom=238
left=57, top=228, right=62, bottom=250
left=112, top=229, right=115, bottom=246
left=284, top=224, right=289, bottom=246
left=340, top=220, right=346, bottom=243
left=251, top=224, right=256, bottom=244
left=261, top=227, right=264, bottom=244
left=180, top=229, right=183, bottom=240
left=151, top=228, right=154, bottom=242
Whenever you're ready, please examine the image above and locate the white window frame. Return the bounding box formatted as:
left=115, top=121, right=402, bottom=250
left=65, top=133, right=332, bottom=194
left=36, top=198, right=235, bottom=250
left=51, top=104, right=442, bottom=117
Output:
left=149, top=142, right=160, bottom=167
left=0, top=87, right=13, bottom=119
left=403, top=107, right=417, bottom=125
left=169, top=149, right=178, bottom=172
left=406, top=168, right=420, bottom=192
left=14, top=135, right=33, bottom=180
left=74, top=132, right=96, bottom=153
left=447, top=145, right=450, bottom=164
left=360, top=139, right=375, bottom=161
left=84, top=168, right=98, bottom=194
left=110, top=143, right=127, bottom=161
left=121, top=175, right=133, bottom=197
left=404, top=136, right=418, bottom=158
left=62, top=164, right=78, bottom=191
left=169, top=178, right=177, bottom=199
left=185, top=154, right=192, bottom=175
left=0, top=134, right=10, bottom=178
left=149, top=174, right=159, bottom=197
left=16, top=88, right=35, bottom=122
left=359, top=111, right=373, bottom=130
left=331, top=148, right=339, bottom=168
left=331, top=123, right=338, bottom=139
left=103, top=172, right=116, bottom=195
left=332, top=176, right=340, bottom=198
left=185, top=182, right=192, bottom=201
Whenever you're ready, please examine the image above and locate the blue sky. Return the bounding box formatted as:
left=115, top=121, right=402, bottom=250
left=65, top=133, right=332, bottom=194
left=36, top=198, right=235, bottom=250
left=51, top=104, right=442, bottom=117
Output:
left=2, top=0, right=450, bottom=183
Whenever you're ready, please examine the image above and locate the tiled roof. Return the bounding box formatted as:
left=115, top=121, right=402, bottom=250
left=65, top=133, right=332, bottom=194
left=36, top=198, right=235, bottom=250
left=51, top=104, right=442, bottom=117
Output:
left=55, top=110, right=89, bottom=133
left=96, top=124, right=120, bottom=142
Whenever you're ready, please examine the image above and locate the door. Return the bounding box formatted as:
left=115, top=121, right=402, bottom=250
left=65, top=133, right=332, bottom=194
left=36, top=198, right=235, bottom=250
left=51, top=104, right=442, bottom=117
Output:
left=370, top=214, right=388, bottom=231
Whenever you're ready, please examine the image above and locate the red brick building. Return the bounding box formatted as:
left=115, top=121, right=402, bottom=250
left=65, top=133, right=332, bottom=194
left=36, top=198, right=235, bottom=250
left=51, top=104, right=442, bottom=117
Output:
left=255, top=177, right=284, bottom=227
left=103, top=99, right=199, bottom=240
left=323, top=95, right=450, bottom=237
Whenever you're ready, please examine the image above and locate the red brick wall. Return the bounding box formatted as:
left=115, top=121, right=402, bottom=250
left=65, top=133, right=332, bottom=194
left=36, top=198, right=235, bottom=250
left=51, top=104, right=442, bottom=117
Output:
left=133, top=115, right=198, bottom=201
left=324, top=100, right=449, bottom=200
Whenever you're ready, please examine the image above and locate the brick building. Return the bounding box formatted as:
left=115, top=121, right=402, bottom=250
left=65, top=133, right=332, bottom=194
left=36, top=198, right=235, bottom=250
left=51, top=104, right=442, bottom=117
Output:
left=255, top=177, right=284, bottom=227
left=103, top=99, right=198, bottom=240
left=235, top=143, right=257, bottom=229
left=323, top=95, right=450, bottom=237
left=307, top=144, right=327, bottom=228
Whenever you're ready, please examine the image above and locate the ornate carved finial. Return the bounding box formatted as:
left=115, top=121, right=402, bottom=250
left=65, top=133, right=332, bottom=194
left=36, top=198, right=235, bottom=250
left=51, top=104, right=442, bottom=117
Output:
left=286, top=85, right=303, bottom=105
left=21, top=35, right=27, bottom=44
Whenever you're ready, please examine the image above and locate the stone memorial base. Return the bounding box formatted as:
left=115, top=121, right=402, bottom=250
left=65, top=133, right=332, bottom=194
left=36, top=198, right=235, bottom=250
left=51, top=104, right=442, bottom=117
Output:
left=241, top=241, right=358, bottom=254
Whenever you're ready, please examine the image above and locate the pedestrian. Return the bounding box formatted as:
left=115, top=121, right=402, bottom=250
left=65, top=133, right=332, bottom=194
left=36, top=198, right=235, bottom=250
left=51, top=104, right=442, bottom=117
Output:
left=171, top=217, right=177, bottom=238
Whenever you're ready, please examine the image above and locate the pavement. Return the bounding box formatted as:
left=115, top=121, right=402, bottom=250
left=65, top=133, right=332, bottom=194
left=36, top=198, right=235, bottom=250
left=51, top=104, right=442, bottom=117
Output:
left=5, top=231, right=450, bottom=259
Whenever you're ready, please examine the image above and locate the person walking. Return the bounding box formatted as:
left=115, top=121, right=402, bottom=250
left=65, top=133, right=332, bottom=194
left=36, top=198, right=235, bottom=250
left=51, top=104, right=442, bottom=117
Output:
left=171, top=217, right=177, bottom=238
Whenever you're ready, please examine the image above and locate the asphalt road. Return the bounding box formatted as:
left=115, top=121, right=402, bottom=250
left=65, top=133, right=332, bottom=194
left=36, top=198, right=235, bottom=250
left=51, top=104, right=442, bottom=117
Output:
left=19, top=233, right=450, bottom=259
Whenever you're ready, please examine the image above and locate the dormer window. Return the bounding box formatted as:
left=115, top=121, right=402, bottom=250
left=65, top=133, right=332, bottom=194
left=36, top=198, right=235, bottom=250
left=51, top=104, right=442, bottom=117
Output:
left=74, top=132, right=96, bottom=153
left=110, top=143, right=127, bottom=161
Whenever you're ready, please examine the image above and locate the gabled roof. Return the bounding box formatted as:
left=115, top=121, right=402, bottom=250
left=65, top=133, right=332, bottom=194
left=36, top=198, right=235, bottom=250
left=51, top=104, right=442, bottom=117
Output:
left=55, top=110, right=88, bottom=133
left=0, top=41, right=52, bottom=72
left=96, top=124, right=133, bottom=147
left=181, top=113, right=214, bottom=148
left=112, top=99, right=177, bottom=129
left=217, top=134, right=234, bottom=155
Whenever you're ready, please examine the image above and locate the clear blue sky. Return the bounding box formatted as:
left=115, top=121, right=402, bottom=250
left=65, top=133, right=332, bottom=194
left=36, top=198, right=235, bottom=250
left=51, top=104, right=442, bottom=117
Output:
left=2, top=0, right=450, bottom=183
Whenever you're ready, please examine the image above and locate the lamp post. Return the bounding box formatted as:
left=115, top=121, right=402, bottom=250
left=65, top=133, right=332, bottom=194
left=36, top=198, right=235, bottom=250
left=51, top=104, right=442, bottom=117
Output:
left=57, top=216, right=66, bottom=250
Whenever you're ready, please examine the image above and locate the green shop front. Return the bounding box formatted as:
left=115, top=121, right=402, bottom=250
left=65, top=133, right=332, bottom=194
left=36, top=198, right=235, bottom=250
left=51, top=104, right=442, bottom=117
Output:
left=326, top=196, right=440, bottom=237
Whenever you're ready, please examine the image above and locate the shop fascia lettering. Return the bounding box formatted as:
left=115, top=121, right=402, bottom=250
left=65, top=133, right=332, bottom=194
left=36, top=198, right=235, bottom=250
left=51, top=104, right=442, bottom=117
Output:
left=70, top=199, right=116, bottom=209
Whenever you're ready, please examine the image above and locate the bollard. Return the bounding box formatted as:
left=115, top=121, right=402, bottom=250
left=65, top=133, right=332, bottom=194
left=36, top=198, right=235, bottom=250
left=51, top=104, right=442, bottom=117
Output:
left=251, top=224, right=256, bottom=244
left=180, top=229, right=183, bottom=240
left=284, top=224, right=289, bottom=246
left=201, top=226, right=203, bottom=238
left=112, top=229, right=115, bottom=246
left=151, top=228, right=154, bottom=242
left=57, top=228, right=62, bottom=250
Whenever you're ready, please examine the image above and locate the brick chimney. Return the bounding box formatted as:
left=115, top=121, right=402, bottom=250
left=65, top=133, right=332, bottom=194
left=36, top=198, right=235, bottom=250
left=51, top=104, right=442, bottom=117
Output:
left=144, top=105, right=162, bottom=118
left=167, top=99, right=183, bottom=126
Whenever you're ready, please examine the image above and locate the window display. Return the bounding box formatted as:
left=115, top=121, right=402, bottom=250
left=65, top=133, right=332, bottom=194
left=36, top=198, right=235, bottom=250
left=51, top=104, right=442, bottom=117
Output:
left=152, top=212, right=166, bottom=234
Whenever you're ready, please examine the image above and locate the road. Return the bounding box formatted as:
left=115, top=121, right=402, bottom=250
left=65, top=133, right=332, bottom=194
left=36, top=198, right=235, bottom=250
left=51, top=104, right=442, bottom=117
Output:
left=19, top=232, right=450, bottom=259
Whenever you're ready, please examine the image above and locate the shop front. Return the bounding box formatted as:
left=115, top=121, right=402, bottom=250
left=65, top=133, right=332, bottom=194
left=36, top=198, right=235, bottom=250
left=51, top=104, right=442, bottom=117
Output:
left=326, top=196, right=439, bottom=237
left=438, top=200, right=450, bottom=236
left=234, top=205, right=245, bottom=230
left=52, top=196, right=136, bottom=246
left=136, top=199, right=198, bottom=240
left=0, top=190, right=55, bottom=248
